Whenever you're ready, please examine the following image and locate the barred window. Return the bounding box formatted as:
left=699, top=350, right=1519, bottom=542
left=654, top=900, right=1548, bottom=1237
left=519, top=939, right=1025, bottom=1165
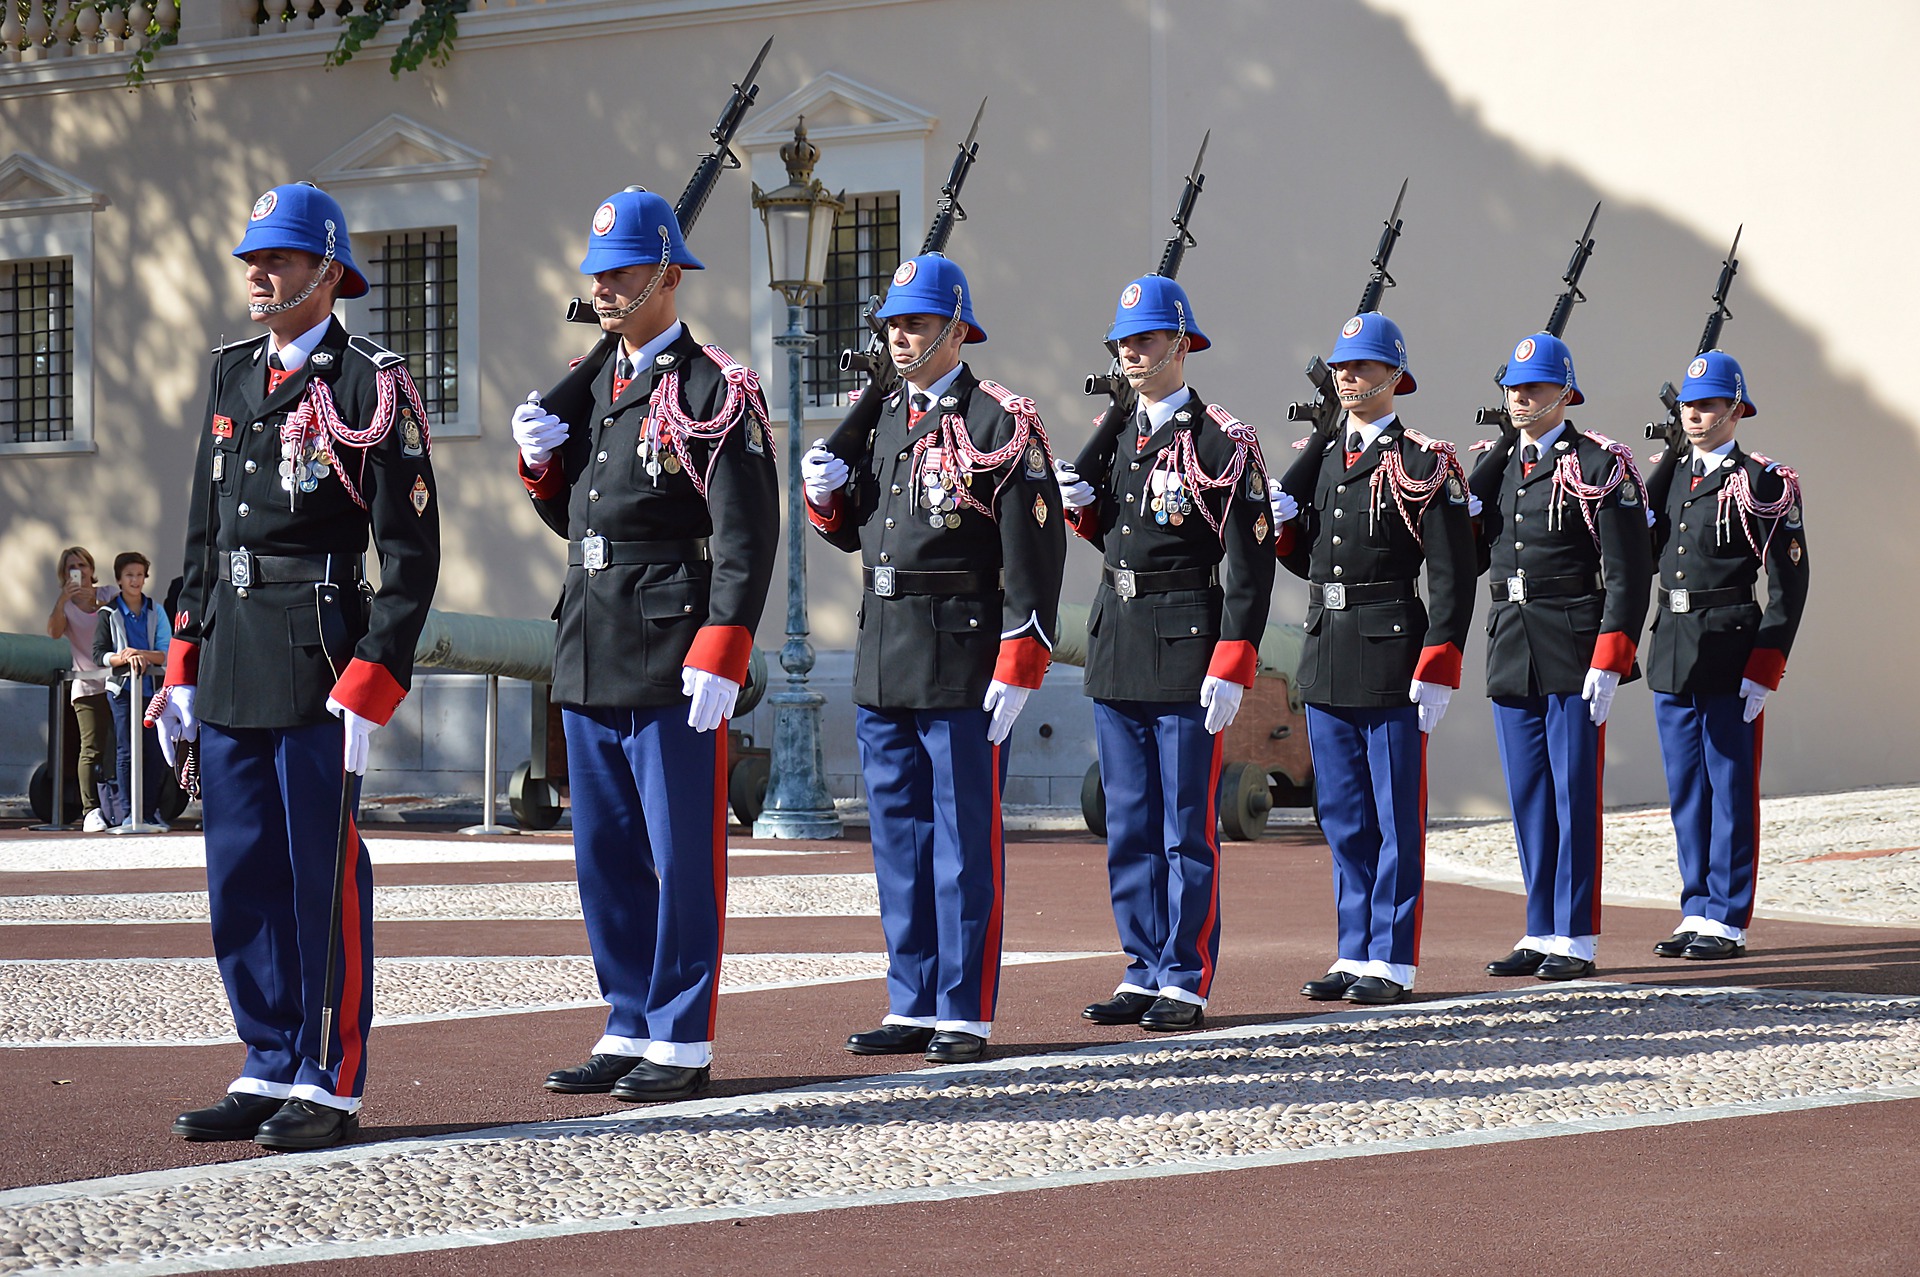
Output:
left=0, top=257, right=74, bottom=444
left=806, top=193, right=900, bottom=408
left=366, top=229, right=458, bottom=421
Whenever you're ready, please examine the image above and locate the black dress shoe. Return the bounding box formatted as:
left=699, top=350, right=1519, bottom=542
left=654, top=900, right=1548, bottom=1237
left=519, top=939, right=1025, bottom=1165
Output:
left=1139, top=997, right=1205, bottom=1032
left=1343, top=976, right=1407, bottom=1005
left=253, top=1098, right=357, bottom=1151
left=1083, top=991, right=1157, bottom=1025
left=172, top=1092, right=285, bottom=1142
left=610, top=1061, right=711, bottom=1103
left=924, top=1030, right=986, bottom=1064
left=544, top=1053, right=646, bottom=1094
left=1682, top=935, right=1747, bottom=960
left=1653, top=931, right=1698, bottom=958
left=846, top=1023, right=937, bottom=1055
left=1486, top=948, right=1548, bottom=977
left=1536, top=954, right=1597, bottom=981
left=1301, top=971, right=1360, bottom=1000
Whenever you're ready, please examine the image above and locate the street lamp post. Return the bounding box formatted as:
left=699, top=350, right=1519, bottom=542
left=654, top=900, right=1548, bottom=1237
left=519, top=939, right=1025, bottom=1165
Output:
left=751, top=119, right=845, bottom=840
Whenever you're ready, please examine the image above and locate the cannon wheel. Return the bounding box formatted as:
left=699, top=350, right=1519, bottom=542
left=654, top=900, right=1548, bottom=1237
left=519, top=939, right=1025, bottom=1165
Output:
left=1080, top=763, right=1106, bottom=838
left=26, top=763, right=81, bottom=825
left=1217, top=761, right=1273, bottom=842
left=508, top=760, right=562, bottom=830
left=728, top=753, right=770, bottom=827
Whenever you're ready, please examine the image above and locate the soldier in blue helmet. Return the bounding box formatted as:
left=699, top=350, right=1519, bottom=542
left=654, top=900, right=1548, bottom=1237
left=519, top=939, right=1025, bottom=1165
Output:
left=1055, top=275, right=1273, bottom=1031
left=1268, top=311, right=1475, bottom=1005
left=512, top=187, right=778, bottom=1102
left=1643, top=351, right=1808, bottom=960
left=1468, top=333, right=1652, bottom=982
left=156, top=183, right=440, bottom=1150
left=802, top=252, right=1065, bottom=1064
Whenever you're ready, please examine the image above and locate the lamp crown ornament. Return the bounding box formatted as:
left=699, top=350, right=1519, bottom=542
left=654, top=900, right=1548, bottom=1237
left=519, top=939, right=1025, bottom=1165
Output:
left=781, top=117, right=821, bottom=185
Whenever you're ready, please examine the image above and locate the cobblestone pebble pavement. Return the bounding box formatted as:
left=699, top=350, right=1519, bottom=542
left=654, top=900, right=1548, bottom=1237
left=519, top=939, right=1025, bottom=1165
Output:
left=1, top=986, right=1916, bottom=1273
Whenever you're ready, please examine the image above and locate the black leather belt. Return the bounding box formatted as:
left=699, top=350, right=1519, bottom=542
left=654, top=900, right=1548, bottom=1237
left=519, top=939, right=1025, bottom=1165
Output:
left=1659, top=585, right=1751, bottom=613
left=217, top=551, right=351, bottom=586
left=568, top=537, right=710, bottom=569
left=1309, top=579, right=1416, bottom=610
left=1103, top=563, right=1218, bottom=600
left=863, top=566, right=1001, bottom=598
left=1489, top=572, right=1602, bottom=603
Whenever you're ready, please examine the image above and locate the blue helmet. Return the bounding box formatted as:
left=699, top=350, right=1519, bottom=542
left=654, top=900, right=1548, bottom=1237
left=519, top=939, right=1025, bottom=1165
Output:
left=875, top=253, right=986, bottom=343
left=1498, top=332, right=1584, bottom=406
left=1679, top=350, right=1757, bottom=417
left=1106, top=275, right=1210, bottom=353
left=232, top=183, right=367, bottom=300
left=1328, top=312, right=1415, bottom=394
left=579, top=188, right=704, bottom=275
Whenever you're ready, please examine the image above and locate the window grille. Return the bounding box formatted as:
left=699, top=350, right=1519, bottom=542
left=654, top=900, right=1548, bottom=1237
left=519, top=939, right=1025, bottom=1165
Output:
left=806, top=193, right=900, bottom=407
left=0, top=256, right=74, bottom=444
left=366, top=229, right=458, bottom=421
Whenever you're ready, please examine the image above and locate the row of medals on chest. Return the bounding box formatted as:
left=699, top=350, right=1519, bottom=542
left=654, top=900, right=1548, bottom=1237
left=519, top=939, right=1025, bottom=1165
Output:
left=918, top=444, right=969, bottom=528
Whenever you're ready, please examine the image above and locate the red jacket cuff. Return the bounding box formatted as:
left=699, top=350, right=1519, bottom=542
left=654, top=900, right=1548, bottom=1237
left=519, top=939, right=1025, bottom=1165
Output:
left=806, top=493, right=844, bottom=533
left=1206, top=639, right=1259, bottom=686
left=1743, top=648, right=1787, bottom=690
left=331, top=658, right=407, bottom=726
left=685, top=625, right=754, bottom=686
left=164, top=639, right=199, bottom=688
left=993, top=635, right=1051, bottom=689
left=520, top=454, right=564, bottom=500
left=1590, top=631, right=1637, bottom=677
left=1413, top=642, right=1463, bottom=688
left=1065, top=505, right=1099, bottom=542
left=1272, top=521, right=1297, bottom=559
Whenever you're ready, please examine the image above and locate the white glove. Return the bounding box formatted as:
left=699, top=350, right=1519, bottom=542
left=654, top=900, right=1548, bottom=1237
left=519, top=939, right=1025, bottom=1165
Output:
left=1054, top=458, right=1096, bottom=510
left=1409, top=679, right=1453, bottom=734
left=326, top=696, right=378, bottom=776
left=151, top=685, right=198, bottom=768
left=1267, top=478, right=1299, bottom=525
left=511, top=392, right=568, bottom=470
left=1739, top=677, right=1769, bottom=723
left=801, top=440, right=849, bottom=505
left=683, top=666, right=741, bottom=733
left=1199, top=675, right=1245, bottom=734
left=983, top=680, right=1030, bottom=746
left=1468, top=493, right=1484, bottom=518
left=1581, top=666, right=1622, bottom=726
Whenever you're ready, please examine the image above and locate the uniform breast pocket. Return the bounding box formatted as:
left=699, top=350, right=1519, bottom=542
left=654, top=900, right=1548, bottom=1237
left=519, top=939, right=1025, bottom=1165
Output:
left=285, top=599, right=342, bottom=698
left=1563, top=596, right=1605, bottom=639
left=931, top=596, right=996, bottom=692
left=1152, top=601, right=1218, bottom=686
left=1357, top=602, right=1424, bottom=695
left=639, top=578, right=709, bottom=626
left=1696, top=601, right=1760, bottom=670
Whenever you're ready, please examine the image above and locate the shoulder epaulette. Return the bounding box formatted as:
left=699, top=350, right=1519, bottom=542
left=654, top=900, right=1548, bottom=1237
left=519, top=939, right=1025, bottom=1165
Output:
left=1400, top=426, right=1457, bottom=456
left=1204, top=403, right=1262, bottom=450
left=347, top=335, right=408, bottom=371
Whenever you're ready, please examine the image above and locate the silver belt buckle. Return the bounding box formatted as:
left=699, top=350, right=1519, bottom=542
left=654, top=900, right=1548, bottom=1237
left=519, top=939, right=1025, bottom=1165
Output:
left=229, top=549, right=253, bottom=588
left=582, top=534, right=608, bottom=572
left=872, top=565, right=896, bottom=598
left=1668, top=588, right=1691, bottom=613
left=1321, top=582, right=1347, bottom=610
left=1507, top=575, right=1528, bottom=604
left=1113, top=568, right=1137, bottom=600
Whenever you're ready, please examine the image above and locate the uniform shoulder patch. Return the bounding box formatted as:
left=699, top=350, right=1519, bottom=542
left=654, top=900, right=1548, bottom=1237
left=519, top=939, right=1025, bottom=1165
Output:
left=348, top=334, right=408, bottom=371
left=1446, top=473, right=1467, bottom=504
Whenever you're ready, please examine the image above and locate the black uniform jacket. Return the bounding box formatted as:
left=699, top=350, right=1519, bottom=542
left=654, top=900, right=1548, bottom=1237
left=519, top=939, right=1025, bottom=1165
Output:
left=1277, top=416, right=1476, bottom=708
left=524, top=326, right=779, bottom=709
left=1644, top=442, right=1809, bottom=696
left=1068, top=390, right=1276, bottom=702
left=1469, top=426, right=1652, bottom=698
left=170, top=319, right=440, bottom=730
left=811, top=366, right=1066, bottom=711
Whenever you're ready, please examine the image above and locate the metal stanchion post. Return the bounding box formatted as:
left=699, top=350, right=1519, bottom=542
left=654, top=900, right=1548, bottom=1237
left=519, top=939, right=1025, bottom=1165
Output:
left=31, top=677, right=69, bottom=832
left=110, top=658, right=164, bottom=835
left=460, top=673, right=515, bottom=836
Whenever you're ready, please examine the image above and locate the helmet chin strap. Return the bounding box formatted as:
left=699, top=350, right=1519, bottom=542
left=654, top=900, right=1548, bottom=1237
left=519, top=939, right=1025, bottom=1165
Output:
left=595, top=227, right=675, bottom=322
left=899, top=285, right=966, bottom=378
left=1338, top=342, right=1405, bottom=408
left=249, top=220, right=338, bottom=318
left=1123, top=301, right=1187, bottom=387
left=1510, top=377, right=1573, bottom=428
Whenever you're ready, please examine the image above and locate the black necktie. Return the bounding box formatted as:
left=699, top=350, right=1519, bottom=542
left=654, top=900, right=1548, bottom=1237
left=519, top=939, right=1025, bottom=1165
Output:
left=1348, top=431, right=1363, bottom=455
left=268, top=351, right=286, bottom=372
left=912, top=393, right=931, bottom=413
left=1521, top=443, right=1539, bottom=467
left=617, top=355, right=635, bottom=382
left=1693, top=454, right=1708, bottom=478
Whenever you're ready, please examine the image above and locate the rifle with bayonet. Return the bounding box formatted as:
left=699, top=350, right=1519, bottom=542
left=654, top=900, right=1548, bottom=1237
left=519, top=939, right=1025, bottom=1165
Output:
left=1473, top=201, right=1601, bottom=434
left=1646, top=225, right=1742, bottom=447
left=1286, top=178, right=1408, bottom=443
left=837, top=98, right=988, bottom=395
left=563, top=36, right=772, bottom=325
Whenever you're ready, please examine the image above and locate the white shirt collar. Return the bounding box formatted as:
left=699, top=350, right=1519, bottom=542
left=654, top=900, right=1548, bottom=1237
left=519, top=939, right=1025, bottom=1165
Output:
left=621, top=320, right=684, bottom=371
left=270, top=317, right=334, bottom=373
left=1140, top=385, right=1191, bottom=433
left=907, top=362, right=964, bottom=405
left=1696, top=437, right=1737, bottom=462
left=1346, top=411, right=1397, bottom=450
left=1521, top=422, right=1567, bottom=454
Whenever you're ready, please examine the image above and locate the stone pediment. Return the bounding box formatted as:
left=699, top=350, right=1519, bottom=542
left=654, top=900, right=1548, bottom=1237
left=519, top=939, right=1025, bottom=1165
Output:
left=741, top=73, right=936, bottom=147
left=0, top=154, right=108, bottom=216
left=309, top=115, right=489, bottom=187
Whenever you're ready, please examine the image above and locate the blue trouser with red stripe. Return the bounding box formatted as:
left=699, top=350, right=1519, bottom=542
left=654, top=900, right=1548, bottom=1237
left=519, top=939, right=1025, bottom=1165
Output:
left=564, top=705, right=727, bottom=1061
left=1092, top=699, right=1223, bottom=1003
left=1653, top=692, right=1761, bottom=930
left=200, top=720, right=371, bottom=1111
left=855, top=706, right=1007, bottom=1032
left=1305, top=704, right=1426, bottom=982
left=1491, top=695, right=1604, bottom=949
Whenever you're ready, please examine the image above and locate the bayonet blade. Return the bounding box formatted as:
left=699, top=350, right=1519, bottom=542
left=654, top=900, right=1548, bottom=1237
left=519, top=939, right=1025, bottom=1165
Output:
left=1579, top=200, right=1601, bottom=245
left=961, top=96, right=987, bottom=152
left=1189, top=130, right=1210, bottom=183
left=1386, top=176, right=1408, bottom=230
left=740, top=35, right=772, bottom=95
left=1725, top=223, right=1742, bottom=266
